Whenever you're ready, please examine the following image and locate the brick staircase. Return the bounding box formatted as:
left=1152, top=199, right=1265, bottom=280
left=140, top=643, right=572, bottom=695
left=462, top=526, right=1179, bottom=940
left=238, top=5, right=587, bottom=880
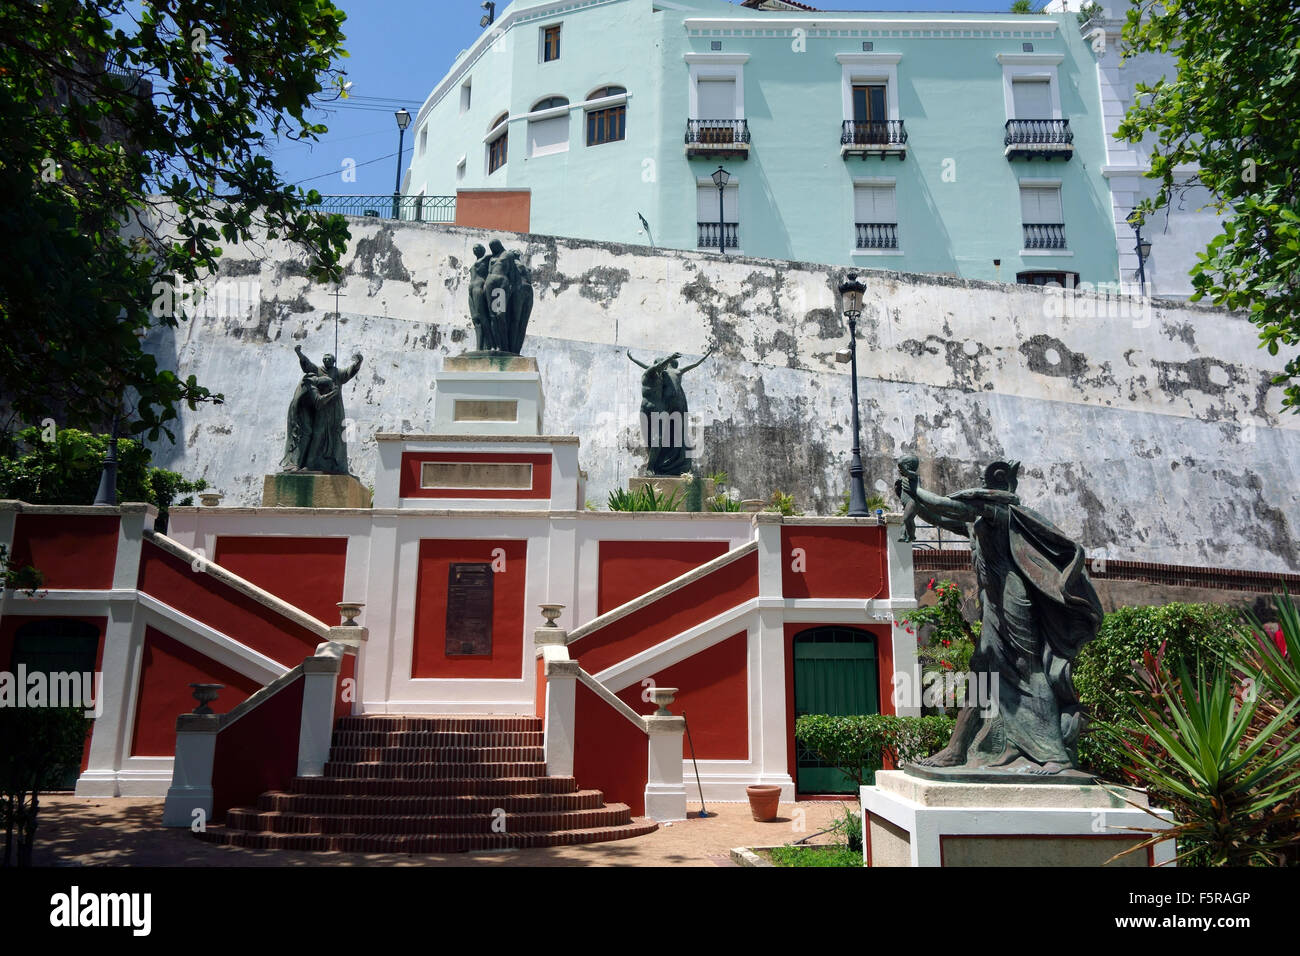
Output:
left=197, top=715, right=658, bottom=853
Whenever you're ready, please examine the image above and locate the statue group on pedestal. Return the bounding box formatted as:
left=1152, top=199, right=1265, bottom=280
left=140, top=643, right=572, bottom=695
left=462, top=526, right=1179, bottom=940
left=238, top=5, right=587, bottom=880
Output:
left=896, top=458, right=1103, bottom=777
left=467, top=239, right=534, bottom=355
left=281, top=345, right=363, bottom=475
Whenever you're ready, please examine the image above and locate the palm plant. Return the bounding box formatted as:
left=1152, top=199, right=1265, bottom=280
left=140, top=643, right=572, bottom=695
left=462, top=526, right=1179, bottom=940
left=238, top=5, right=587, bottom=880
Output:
left=1098, top=636, right=1300, bottom=866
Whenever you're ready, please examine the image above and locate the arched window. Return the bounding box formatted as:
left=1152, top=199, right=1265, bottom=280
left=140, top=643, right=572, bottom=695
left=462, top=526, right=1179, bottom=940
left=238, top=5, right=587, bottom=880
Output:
left=528, top=97, right=570, bottom=158
left=487, top=111, right=509, bottom=174
left=586, top=85, right=627, bottom=146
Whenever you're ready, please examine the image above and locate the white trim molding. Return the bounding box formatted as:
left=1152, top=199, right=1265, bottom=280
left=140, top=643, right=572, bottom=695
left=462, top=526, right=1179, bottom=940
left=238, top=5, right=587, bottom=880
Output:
left=838, top=53, right=902, bottom=123
left=686, top=55, right=748, bottom=120
left=999, top=54, right=1065, bottom=121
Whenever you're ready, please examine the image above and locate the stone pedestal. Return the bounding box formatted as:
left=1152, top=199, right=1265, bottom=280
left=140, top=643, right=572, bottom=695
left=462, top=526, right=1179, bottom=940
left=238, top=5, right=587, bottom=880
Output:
left=262, top=473, right=372, bottom=508
left=433, top=353, right=544, bottom=436
left=628, top=475, right=715, bottom=512
left=859, top=770, right=1176, bottom=867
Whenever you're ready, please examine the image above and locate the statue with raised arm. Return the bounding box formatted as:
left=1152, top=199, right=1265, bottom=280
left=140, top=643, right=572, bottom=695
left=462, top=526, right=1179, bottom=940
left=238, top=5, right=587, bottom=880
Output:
left=281, top=345, right=363, bottom=475
left=627, top=349, right=712, bottom=476
left=896, top=457, right=1103, bottom=778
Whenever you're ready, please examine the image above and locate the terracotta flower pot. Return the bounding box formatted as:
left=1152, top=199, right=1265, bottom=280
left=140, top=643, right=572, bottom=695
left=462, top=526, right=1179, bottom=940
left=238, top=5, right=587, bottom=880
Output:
left=746, top=785, right=782, bottom=822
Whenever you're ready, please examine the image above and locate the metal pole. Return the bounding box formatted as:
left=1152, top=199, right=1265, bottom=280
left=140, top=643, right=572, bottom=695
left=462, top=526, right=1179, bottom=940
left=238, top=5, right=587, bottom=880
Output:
left=392, top=126, right=406, bottom=221
left=717, top=181, right=726, bottom=256
left=93, top=415, right=120, bottom=506
left=1134, top=223, right=1147, bottom=297
left=847, top=314, right=869, bottom=516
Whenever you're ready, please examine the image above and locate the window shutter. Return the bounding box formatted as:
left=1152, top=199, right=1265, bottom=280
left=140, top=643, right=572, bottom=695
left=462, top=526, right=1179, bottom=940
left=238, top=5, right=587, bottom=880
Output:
left=854, top=185, right=896, bottom=223
left=1020, top=186, right=1062, bottom=222
left=528, top=114, right=569, bottom=156
left=696, top=78, right=737, bottom=119
left=697, top=184, right=738, bottom=221
left=1012, top=79, right=1052, bottom=119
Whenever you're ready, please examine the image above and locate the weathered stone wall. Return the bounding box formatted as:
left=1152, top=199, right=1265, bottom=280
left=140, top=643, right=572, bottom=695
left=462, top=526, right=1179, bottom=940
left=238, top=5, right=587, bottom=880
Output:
left=142, top=217, right=1299, bottom=573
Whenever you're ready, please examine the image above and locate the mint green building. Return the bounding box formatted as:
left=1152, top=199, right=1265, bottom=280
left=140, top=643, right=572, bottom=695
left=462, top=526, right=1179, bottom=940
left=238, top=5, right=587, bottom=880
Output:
left=406, top=0, right=1118, bottom=286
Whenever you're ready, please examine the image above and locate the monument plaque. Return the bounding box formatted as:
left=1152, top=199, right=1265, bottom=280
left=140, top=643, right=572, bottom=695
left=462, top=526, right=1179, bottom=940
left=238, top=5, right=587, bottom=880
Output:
left=446, top=563, right=494, bottom=656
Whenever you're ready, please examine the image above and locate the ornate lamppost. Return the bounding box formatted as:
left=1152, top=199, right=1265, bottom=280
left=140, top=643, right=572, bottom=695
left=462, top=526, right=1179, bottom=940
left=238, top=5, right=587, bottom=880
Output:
left=392, top=108, right=411, bottom=220
left=1128, top=210, right=1153, bottom=296
left=712, top=165, right=730, bottom=256
left=838, top=273, right=870, bottom=517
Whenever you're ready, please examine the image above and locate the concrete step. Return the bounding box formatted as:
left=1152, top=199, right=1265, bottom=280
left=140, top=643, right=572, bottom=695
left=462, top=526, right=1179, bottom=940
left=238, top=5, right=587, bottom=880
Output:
left=198, top=820, right=660, bottom=853
left=225, top=805, right=635, bottom=835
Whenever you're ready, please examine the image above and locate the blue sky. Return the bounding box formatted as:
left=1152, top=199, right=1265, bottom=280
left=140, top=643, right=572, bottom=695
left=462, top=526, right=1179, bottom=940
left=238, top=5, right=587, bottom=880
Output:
left=271, top=0, right=1054, bottom=195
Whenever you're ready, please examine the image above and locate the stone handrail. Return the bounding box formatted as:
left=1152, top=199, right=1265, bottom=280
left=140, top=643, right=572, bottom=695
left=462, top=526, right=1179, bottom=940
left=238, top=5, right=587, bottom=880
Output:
left=144, top=531, right=332, bottom=638
left=573, top=666, right=649, bottom=734
left=565, top=540, right=758, bottom=645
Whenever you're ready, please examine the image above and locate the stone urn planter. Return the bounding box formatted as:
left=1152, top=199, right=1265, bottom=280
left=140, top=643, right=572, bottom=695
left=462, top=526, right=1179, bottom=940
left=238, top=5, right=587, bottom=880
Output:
left=746, top=785, right=782, bottom=822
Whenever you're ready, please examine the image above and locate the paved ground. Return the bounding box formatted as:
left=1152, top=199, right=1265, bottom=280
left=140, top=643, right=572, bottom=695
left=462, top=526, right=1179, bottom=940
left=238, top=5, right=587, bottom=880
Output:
left=32, top=796, right=852, bottom=867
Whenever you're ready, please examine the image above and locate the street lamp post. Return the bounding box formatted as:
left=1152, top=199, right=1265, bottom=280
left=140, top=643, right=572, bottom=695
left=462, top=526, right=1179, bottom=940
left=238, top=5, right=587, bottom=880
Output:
left=92, top=414, right=120, bottom=506
left=838, top=273, right=870, bottom=517
left=392, top=108, right=411, bottom=221
left=1128, top=211, right=1153, bottom=296
left=712, top=165, right=730, bottom=255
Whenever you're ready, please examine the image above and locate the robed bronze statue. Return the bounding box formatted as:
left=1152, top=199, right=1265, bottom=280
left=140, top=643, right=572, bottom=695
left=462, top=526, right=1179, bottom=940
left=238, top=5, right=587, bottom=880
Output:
left=896, top=458, right=1103, bottom=778
left=281, top=346, right=363, bottom=475
left=467, top=240, right=533, bottom=354
left=628, top=349, right=712, bottom=476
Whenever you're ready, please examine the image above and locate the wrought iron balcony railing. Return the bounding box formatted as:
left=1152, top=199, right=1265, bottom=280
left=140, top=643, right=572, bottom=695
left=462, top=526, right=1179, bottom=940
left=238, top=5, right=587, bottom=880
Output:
left=685, top=119, right=751, bottom=146
left=305, top=194, right=456, bottom=223
left=855, top=222, right=899, bottom=250
left=697, top=221, right=739, bottom=250
left=1023, top=223, right=1067, bottom=249
left=841, top=120, right=908, bottom=147
left=1004, top=119, right=1074, bottom=147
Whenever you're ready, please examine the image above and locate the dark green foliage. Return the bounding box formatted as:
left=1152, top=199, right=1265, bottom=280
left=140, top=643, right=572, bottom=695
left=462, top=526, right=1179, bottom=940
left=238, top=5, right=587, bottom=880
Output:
left=0, top=708, right=90, bottom=866
left=900, top=579, right=978, bottom=710
left=0, top=0, right=351, bottom=442
left=794, top=714, right=956, bottom=789
left=0, top=426, right=205, bottom=528
left=1075, top=603, right=1238, bottom=781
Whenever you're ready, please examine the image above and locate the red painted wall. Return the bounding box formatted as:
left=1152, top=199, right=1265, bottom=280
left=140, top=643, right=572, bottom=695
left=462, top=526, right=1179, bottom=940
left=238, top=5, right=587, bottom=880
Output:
left=781, top=525, right=888, bottom=599
left=615, top=631, right=748, bottom=760
left=571, top=551, right=758, bottom=675
left=9, top=514, right=119, bottom=589
left=335, top=655, right=355, bottom=721
left=573, top=681, right=646, bottom=816
left=210, top=674, right=305, bottom=822
left=138, top=541, right=321, bottom=668
left=783, top=622, right=893, bottom=789
left=455, top=189, right=531, bottom=233
left=399, top=452, right=552, bottom=500
left=0, top=614, right=106, bottom=773
left=130, top=626, right=262, bottom=757
left=213, top=536, right=348, bottom=627
left=597, top=540, right=730, bottom=615
left=411, top=539, right=527, bottom=679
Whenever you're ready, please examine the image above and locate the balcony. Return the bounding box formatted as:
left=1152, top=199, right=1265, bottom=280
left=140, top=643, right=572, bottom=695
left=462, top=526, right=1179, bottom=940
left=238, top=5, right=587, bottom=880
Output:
left=697, top=221, right=739, bottom=251
left=855, top=222, right=898, bottom=250
left=685, top=119, right=750, bottom=159
left=1022, top=223, right=1067, bottom=250
left=305, top=194, right=456, bottom=223
left=841, top=120, right=907, bottom=160
left=1004, top=119, right=1074, bottom=160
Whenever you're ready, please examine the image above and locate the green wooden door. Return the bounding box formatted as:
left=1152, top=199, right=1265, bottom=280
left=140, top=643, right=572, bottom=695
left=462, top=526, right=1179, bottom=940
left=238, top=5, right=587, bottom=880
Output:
left=11, top=619, right=99, bottom=790
left=794, top=628, right=879, bottom=794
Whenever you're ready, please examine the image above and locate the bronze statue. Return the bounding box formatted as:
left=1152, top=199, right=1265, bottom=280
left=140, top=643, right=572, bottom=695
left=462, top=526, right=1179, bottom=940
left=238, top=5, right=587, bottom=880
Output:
left=628, top=349, right=712, bottom=476
left=469, top=240, right=534, bottom=355
left=896, top=458, right=1103, bottom=777
left=281, top=346, right=363, bottom=474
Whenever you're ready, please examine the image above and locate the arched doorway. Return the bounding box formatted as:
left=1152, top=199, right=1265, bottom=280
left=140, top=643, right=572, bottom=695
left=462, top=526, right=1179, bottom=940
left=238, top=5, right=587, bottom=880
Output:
left=793, top=626, right=879, bottom=793
left=10, top=619, right=99, bottom=789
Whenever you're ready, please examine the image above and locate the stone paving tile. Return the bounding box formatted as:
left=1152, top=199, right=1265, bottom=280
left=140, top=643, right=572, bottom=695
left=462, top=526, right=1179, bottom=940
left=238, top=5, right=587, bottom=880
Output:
left=32, top=796, right=853, bottom=868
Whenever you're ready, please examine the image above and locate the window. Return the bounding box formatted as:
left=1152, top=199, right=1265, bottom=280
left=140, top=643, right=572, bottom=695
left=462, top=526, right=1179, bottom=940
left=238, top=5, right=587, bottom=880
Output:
left=586, top=86, right=626, bottom=146
left=456, top=155, right=466, bottom=182
left=1011, top=79, right=1052, bottom=120
left=853, top=84, right=887, bottom=123
left=838, top=53, right=902, bottom=149
left=528, top=96, right=570, bottom=157
left=542, top=24, right=561, bottom=62
left=460, top=79, right=472, bottom=114
left=418, top=125, right=428, bottom=157
left=487, top=112, right=508, bottom=174
left=1020, top=184, right=1066, bottom=249
left=697, top=182, right=738, bottom=251
left=853, top=182, right=898, bottom=249
left=1017, top=270, right=1078, bottom=288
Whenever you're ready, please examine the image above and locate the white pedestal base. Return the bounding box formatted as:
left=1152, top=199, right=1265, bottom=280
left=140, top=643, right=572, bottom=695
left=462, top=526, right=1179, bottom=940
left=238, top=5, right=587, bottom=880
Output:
left=859, top=770, right=1177, bottom=867
left=433, top=361, right=544, bottom=437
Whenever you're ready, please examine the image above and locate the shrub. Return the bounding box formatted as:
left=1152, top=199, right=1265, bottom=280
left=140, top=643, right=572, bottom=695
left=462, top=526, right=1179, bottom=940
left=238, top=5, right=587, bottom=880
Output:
left=899, top=579, right=978, bottom=712
left=0, top=707, right=90, bottom=866
left=794, top=714, right=956, bottom=789
left=0, top=427, right=205, bottom=531
left=607, top=484, right=682, bottom=511
left=1075, top=603, right=1238, bottom=781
